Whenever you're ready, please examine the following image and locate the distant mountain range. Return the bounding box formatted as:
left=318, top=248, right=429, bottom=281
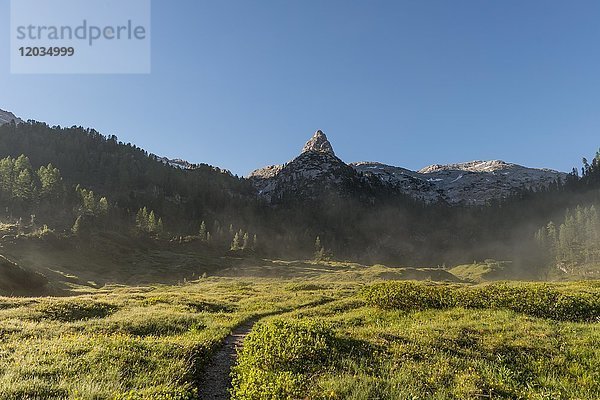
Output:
left=0, top=109, right=566, bottom=206
left=250, top=130, right=567, bottom=205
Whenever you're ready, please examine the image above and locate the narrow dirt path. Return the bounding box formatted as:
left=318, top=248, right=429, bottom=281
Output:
left=197, top=299, right=333, bottom=399
left=197, top=318, right=257, bottom=400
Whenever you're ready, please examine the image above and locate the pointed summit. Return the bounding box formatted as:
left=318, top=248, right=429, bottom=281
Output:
left=301, top=130, right=335, bottom=156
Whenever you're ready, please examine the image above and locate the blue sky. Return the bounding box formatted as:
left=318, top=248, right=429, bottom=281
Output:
left=1, top=0, right=600, bottom=176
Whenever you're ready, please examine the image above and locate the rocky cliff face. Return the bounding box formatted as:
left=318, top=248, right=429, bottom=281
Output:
left=249, top=130, right=568, bottom=205
left=301, top=130, right=336, bottom=155
left=249, top=130, right=371, bottom=203
left=0, top=109, right=24, bottom=125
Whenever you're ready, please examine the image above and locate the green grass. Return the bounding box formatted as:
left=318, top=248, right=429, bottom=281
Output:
left=0, top=259, right=598, bottom=399
left=230, top=281, right=600, bottom=400
left=0, top=278, right=337, bottom=399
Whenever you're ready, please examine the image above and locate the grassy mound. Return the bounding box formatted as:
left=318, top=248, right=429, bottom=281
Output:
left=449, top=260, right=514, bottom=282
left=372, top=266, right=463, bottom=282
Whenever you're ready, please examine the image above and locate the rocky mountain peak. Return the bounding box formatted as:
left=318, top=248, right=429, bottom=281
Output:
left=301, top=130, right=335, bottom=156
left=249, top=129, right=567, bottom=206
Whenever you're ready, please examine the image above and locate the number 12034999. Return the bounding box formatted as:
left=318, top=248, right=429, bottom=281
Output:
left=19, top=47, right=75, bottom=56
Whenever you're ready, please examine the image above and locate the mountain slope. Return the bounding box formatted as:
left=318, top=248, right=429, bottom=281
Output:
left=249, top=130, right=380, bottom=203
left=250, top=130, right=567, bottom=205
left=0, top=119, right=258, bottom=234
left=353, top=160, right=567, bottom=205
left=0, top=255, right=48, bottom=295
left=0, top=109, right=24, bottom=125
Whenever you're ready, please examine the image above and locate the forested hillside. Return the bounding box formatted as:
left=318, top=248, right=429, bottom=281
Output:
left=0, top=120, right=599, bottom=275
left=0, top=121, right=264, bottom=239
left=535, top=153, right=600, bottom=276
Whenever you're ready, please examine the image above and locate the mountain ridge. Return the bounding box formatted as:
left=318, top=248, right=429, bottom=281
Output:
left=250, top=130, right=568, bottom=205
left=0, top=109, right=24, bottom=125
left=0, top=108, right=567, bottom=206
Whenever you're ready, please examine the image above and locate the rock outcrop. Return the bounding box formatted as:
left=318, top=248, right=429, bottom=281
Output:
left=301, top=130, right=335, bottom=155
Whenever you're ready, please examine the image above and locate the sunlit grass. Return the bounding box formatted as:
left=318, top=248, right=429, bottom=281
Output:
left=231, top=281, right=600, bottom=400
left=0, top=267, right=598, bottom=399
left=0, top=278, right=339, bottom=399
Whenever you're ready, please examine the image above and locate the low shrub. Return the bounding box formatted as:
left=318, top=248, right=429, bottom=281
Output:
left=362, top=282, right=600, bottom=322
left=231, top=319, right=335, bottom=399
left=231, top=369, right=306, bottom=400
left=361, top=282, right=456, bottom=311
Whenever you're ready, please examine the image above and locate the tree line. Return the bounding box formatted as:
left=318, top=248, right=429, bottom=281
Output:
left=1, top=120, right=599, bottom=271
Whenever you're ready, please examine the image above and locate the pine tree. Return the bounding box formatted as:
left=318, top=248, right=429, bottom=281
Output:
left=79, top=189, right=96, bottom=215
left=242, top=232, right=249, bottom=249
left=135, top=208, right=146, bottom=232
left=37, top=164, right=62, bottom=200
left=314, top=236, right=325, bottom=261
left=98, top=197, right=109, bottom=216
left=136, top=207, right=150, bottom=232
left=231, top=232, right=240, bottom=250
left=14, top=169, right=37, bottom=202
left=315, top=247, right=326, bottom=261
left=0, top=157, right=15, bottom=201
left=14, top=154, right=32, bottom=173
left=199, top=221, right=207, bottom=241
left=148, top=211, right=157, bottom=233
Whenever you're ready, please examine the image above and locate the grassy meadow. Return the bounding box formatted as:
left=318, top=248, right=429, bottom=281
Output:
left=0, top=260, right=598, bottom=399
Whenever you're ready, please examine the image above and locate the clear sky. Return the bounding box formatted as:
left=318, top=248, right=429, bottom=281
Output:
left=1, top=0, right=600, bottom=176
